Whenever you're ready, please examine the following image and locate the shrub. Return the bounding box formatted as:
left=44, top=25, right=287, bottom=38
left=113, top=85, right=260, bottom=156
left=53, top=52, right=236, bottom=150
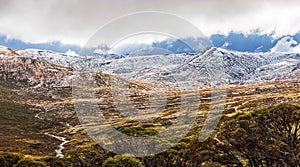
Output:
left=0, top=152, right=23, bottom=166
left=102, top=154, right=144, bottom=167
left=15, top=159, right=46, bottom=167
left=120, top=127, right=159, bottom=137
left=64, top=144, right=114, bottom=166
left=42, top=156, right=65, bottom=167
left=223, top=108, right=236, bottom=114
left=220, top=103, right=300, bottom=166
left=0, top=155, right=8, bottom=167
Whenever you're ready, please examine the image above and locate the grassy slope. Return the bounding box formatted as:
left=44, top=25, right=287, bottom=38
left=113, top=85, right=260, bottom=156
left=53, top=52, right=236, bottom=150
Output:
left=0, top=78, right=60, bottom=156
left=0, top=72, right=299, bottom=166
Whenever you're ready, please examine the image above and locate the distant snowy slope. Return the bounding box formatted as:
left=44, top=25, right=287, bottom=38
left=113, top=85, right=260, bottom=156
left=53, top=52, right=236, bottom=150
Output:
left=17, top=49, right=110, bottom=71
left=17, top=49, right=83, bottom=67
left=181, top=48, right=300, bottom=84
left=17, top=47, right=300, bottom=85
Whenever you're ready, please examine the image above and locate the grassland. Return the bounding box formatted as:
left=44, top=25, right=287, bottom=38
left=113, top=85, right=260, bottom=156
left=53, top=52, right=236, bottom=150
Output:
left=0, top=73, right=299, bottom=166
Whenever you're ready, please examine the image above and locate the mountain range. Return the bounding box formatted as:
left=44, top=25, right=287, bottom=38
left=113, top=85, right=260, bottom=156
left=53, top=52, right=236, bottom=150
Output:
left=15, top=46, right=300, bottom=86
left=0, top=44, right=299, bottom=166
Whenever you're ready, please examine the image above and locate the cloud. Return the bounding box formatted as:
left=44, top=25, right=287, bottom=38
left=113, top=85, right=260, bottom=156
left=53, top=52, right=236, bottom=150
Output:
left=65, top=49, right=79, bottom=56
left=0, top=0, right=300, bottom=46
left=271, top=36, right=300, bottom=52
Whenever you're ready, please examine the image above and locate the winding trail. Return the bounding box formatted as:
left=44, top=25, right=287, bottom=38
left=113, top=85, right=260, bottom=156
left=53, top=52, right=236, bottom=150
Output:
left=44, top=132, right=69, bottom=158
left=35, top=109, right=70, bottom=158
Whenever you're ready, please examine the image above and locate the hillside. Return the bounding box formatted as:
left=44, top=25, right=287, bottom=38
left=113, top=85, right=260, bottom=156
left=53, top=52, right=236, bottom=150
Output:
left=0, top=45, right=299, bottom=166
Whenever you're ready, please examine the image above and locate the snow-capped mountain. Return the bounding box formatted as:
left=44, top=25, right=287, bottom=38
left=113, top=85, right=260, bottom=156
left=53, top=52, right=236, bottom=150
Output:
left=16, top=47, right=300, bottom=86
left=17, top=48, right=193, bottom=80
left=1, top=46, right=72, bottom=87
left=17, top=49, right=111, bottom=71
left=17, top=49, right=88, bottom=67
left=181, top=48, right=300, bottom=84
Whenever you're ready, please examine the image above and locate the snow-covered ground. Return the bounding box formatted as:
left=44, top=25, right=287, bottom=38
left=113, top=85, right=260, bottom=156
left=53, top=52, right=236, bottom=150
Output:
left=17, top=47, right=300, bottom=86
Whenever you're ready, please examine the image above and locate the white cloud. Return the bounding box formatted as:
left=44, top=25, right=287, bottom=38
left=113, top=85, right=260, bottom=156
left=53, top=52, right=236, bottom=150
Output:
left=65, top=49, right=79, bottom=56
left=94, top=48, right=108, bottom=55
left=271, top=36, right=300, bottom=52
left=0, top=0, right=300, bottom=46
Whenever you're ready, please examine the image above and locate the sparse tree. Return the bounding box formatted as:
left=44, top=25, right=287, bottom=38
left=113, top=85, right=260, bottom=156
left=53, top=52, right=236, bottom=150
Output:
left=219, top=104, right=300, bottom=167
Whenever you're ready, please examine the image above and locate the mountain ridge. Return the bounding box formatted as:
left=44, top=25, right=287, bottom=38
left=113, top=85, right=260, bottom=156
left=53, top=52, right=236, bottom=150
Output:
left=5, top=45, right=300, bottom=86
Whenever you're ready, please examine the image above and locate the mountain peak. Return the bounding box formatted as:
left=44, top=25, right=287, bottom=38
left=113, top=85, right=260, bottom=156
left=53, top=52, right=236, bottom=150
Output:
left=0, top=45, right=19, bottom=56
left=0, top=46, right=72, bottom=87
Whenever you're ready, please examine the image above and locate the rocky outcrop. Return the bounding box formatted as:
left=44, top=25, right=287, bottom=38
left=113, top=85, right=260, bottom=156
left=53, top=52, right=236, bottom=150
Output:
left=0, top=46, right=72, bottom=87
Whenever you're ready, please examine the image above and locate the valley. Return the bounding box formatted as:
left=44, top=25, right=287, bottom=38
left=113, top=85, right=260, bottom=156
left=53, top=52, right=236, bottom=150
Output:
left=0, top=45, right=299, bottom=166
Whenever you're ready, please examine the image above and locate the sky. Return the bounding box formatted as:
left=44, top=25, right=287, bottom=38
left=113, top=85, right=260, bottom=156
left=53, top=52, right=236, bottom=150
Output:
left=0, top=0, right=300, bottom=53
left=1, top=0, right=300, bottom=47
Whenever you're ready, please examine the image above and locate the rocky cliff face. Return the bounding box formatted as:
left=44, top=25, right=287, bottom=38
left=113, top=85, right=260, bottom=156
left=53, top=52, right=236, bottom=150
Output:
left=0, top=46, right=72, bottom=87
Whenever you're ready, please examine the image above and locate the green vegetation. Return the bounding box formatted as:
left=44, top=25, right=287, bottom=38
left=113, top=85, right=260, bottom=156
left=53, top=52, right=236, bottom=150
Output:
left=64, top=144, right=113, bottom=166
left=102, top=154, right=144, bottom=167
left=0, top=73, right=299, bottom=166
left=0, top=101, right=59, bottom=155
left=219, top=103, right=300, bottom=166
left=120, top=127, right=159, bottom=137
left=42, top=157, right=66, bottom=167
left=0, top=78, right=21, bottom=101
left=0, top=103, right=299, bottom=166
left=0, top=152, right=23, bottom=167
left=15, top=158, right=46, bottom=167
